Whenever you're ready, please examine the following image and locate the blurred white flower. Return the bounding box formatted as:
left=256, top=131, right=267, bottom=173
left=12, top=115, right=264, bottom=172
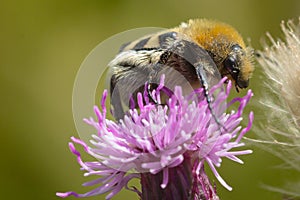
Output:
left=256, top=17, right=300, bottom=198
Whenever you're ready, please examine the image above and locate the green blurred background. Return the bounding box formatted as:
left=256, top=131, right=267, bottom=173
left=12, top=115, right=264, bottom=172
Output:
left=1, top=0, right=299, bottom=199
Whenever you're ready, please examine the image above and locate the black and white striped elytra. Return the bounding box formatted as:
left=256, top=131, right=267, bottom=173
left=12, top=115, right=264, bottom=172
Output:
left=108, top=19, right=254, bottom=123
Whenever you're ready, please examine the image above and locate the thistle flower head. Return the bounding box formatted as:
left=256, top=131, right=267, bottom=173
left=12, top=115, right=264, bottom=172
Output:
left=57, top=76, right=253, bottom=199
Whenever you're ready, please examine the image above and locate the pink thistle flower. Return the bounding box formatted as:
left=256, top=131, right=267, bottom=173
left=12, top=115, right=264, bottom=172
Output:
left=57, top=76, right=253, bottom=200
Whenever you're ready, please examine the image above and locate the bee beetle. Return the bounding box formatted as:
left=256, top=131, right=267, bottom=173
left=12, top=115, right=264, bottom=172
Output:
left=109, top=19, right=254, bottom=121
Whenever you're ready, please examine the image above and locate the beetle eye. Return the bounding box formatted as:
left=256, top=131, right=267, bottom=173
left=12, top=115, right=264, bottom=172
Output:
left=224, top=56, right=239, bottom=75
